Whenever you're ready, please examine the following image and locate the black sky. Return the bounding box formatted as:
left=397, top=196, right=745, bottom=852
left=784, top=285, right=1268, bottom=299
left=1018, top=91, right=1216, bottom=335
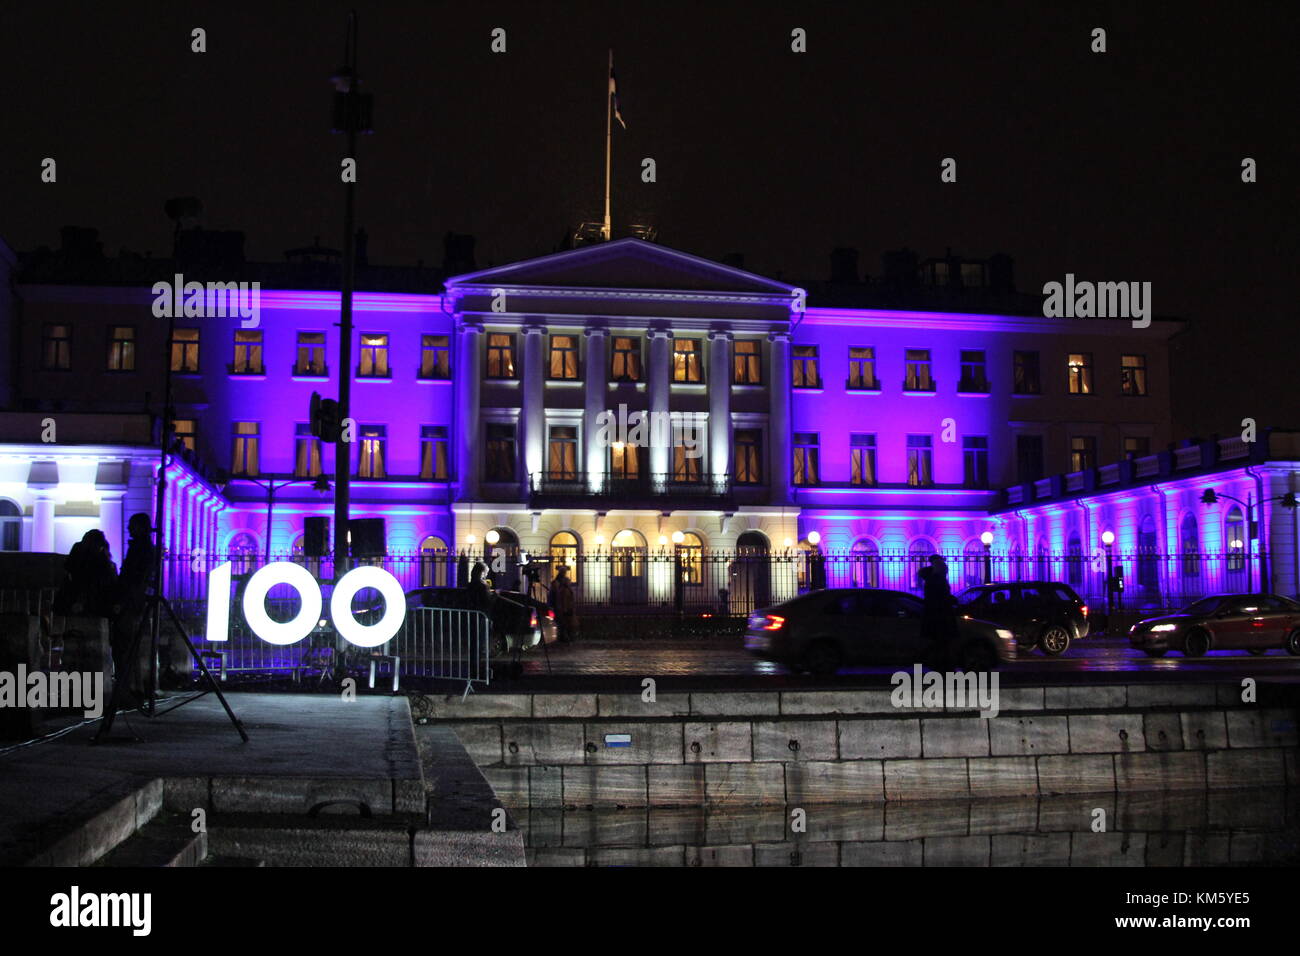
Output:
left=2, top=0, right=1297, bottom=436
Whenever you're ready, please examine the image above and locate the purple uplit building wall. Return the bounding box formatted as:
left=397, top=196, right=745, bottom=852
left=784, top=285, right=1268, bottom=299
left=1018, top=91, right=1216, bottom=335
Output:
left=2, top=237, right=1298, bottom=609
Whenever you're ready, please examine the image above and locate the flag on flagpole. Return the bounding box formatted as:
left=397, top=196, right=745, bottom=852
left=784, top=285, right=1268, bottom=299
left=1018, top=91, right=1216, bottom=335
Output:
left=609, top=58, right=626, bottom=129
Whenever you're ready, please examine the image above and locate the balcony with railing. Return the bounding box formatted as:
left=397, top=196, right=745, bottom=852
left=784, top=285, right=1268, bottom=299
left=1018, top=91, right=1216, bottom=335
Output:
left=529, top=471, right=733, bottom=507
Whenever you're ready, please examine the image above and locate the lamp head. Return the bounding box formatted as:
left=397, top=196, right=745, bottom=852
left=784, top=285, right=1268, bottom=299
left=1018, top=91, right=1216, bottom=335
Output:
left=806, top=531, right=821, bottom=546
left=980, top=531, right=994, bottom=546
left=1101, top=530, right=1115, bottom=546
left=1200, top=489, right=1218, bottom=505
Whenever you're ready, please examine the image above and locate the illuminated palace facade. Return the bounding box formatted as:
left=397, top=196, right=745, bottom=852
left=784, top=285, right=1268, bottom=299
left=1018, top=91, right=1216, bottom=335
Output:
left=3, top=237, right=1299, bottom=607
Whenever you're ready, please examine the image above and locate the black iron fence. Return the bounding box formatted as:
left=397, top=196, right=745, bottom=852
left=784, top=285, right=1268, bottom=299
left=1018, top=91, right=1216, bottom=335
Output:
left=161, top=548, right=1277, bottom=622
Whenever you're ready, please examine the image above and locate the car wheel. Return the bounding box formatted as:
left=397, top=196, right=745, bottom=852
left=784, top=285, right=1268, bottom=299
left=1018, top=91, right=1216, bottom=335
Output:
left=1039, top=625, right=1071, bottom=656
left=491, top=635, right=509, bottom=658
left=1143, top=648, right=1168, bottom=658
left=801, top=640, right=843, bottom=677
left=1286, top=629, right=1300, bottom=656
left=1183, top=627, right=1211, bottom=658
left=958, top=640, right=998, bottom=672
left=1247, top=648, right=1268, bottom=656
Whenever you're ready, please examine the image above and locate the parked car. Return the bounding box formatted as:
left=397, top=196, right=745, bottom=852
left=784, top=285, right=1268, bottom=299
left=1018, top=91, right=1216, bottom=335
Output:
left=743, top=588, right=1016, bottom=675
left=1128, top=593, right=1300, bottom=657
left=403, top=586, right=552, bottom=657
left=955, top=581, right=1089, bottom=655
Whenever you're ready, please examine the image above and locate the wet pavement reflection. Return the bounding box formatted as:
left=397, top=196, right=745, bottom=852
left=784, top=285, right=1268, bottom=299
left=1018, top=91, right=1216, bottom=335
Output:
left=522, top=789, right=1300, bottom=866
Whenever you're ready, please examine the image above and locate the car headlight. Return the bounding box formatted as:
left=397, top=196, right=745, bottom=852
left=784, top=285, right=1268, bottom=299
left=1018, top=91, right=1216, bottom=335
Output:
left=996, top=628, right=1014, bottom=641
left=1150, top=623, right=1179, bottom=632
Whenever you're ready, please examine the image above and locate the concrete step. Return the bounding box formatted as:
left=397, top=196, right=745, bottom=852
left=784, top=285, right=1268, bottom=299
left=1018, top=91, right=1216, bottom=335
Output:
left=93, top=814, right=207, bottom=867
left=200, top=854, right=266, bottom=867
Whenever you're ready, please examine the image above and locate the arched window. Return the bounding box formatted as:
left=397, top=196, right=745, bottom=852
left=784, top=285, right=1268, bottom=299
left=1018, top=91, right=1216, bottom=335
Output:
left=420, top=535, right=448, bottom=587
left=1180, top=514, right=1199, bottom=578
left=1137, top=515, right=1159, bottom=589
left=676, top=531, right=704, bottom=585
left=1036, top=537, right=1050, bottom=581
left=609, top=529, right=647, bottom=603
left=550, top=531, right=581, bottom=586
left=0, top=499, right=21, bottom=552
left=1225, top=506, right=1246, bottom=575
left=229, top=532, right=258, bottom=575
left=963, top=539, right=985, bottom=588
left=851, top=538, right=879, bottom=589
left=1066, top=533, right=1083, bottom=586
left=909, top=538, right=936, bottom=593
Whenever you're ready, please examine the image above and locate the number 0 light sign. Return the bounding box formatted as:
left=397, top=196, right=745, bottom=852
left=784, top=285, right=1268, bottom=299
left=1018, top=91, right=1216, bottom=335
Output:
left=204, top=562, right=406, bottom=648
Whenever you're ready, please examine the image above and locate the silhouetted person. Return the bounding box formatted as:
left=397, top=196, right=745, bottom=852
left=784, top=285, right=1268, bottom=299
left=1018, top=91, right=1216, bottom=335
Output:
left=114, top=513, right=157, bottom=696
left=465, top=561, right=492, bottom=612
left=918, top=554, right=958, bottom=667
left=549, top=565, right=577, bottom=643
left=58, top=529, right=118, bottom=617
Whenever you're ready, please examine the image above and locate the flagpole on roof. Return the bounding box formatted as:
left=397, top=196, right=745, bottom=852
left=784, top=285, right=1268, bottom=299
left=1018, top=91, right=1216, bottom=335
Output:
left=603, top=48, right=613, bottom=242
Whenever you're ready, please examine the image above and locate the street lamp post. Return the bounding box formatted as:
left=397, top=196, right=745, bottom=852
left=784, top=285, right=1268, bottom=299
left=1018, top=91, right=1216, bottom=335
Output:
left=980, top=530, right=994, bottom=584
left=240, top=475, right=332, bottom=563
left=1101, top=530, right=1116, bottom=613
left=329, top=11, right=374, bottom=581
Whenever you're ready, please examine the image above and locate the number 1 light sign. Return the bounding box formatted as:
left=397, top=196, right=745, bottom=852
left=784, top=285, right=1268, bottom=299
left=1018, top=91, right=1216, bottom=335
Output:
left=204, top=562, right=407, bottom=648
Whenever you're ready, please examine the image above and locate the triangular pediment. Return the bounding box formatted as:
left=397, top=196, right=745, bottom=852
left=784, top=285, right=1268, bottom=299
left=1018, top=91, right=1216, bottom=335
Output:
left=445, top=238, right=796, bottom=297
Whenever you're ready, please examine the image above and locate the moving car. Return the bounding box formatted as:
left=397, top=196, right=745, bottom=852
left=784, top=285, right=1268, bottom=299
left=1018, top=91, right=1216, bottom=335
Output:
left=1128, top=593, right=1300, bottom=657
left=743, top=588, right=1016, bottom=675
left=403, top=587, right=554, bottom=657
left=956, top=581, right=1090, bottom=656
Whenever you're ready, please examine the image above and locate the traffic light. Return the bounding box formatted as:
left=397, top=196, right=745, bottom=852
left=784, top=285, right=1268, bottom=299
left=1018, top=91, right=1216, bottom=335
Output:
left=310, top=391, right=342, bottom=443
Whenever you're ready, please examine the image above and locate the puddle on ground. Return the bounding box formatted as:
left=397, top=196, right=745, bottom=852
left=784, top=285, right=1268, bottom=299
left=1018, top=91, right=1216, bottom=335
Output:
left=519, top=789, right=1300, bottom=866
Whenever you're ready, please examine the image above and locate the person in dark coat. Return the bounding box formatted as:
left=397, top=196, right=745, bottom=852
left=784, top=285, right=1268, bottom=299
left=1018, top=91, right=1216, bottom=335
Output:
left=465, top=561, right=492, bottom=612
left=59, top=529, right=118, bottom=618
left=918, top=554, right=959, bottom=668
left=549, top=564, right=578, bottom=643
left=114, top=513, right=157, bottom=696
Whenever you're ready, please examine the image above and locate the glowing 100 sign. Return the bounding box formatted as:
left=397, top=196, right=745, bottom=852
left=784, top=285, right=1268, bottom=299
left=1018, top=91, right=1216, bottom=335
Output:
left=205, top=562, right=406, bottom=648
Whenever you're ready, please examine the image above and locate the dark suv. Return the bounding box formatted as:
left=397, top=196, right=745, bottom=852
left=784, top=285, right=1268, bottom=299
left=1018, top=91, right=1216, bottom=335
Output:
left=955, top=581, right=1089, bottom=656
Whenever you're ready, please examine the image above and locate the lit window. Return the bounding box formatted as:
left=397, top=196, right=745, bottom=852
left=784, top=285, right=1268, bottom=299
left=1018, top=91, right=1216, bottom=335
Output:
left=232, top=329, right=263, bottom=374
left=232, top=422, right=260, bottom=476
left=848, top=347, right=877, bottom=390
left=793, top=433, right=819, bottom=486
left=421, top=425, right=450, bottom=480
left=547, top=425, right=579, bottom=480
left=296, top=332, right=326, bottom=376
left=1067, top=353, right=1093, bottom=394
left=420, top=335, right=451, bottom=379
left=673, top=339, right=702, bottom=383
left=904, top=349, right=934, bottom=391
left=108, top=326, right=136, bottom=371
left=792, top=346, right=820, bottom=388
left=358, top=425, right=386, bottom=478
left=549, top=335, right=579, bottom=380
left=1123, top=436, right=1150, bottom=459
left=673, top=442, right=702, bottom=482
left=550, top=531, right=580, bottom=586
left=358, top=334, right=389, bottom=377
left=171, top=328, right=200, bottom=373
left=486, top=334, right=516, bottom=379
left=295, top=423, right=322, bottom=478
left=611, top=336, right=641, bottom=382
left=676, top=532, right=704, bottom=585
left=907, top=435, right=933, bottom=486
left=172, top=418, right=196, bottom=453
left=851, top=434, right=876, bottom=486
left=733, top=340, right=761, bottom=384
left=1070, top=436, right=1097, bottom=471
left=1121, top=354, right=1147, bottom=396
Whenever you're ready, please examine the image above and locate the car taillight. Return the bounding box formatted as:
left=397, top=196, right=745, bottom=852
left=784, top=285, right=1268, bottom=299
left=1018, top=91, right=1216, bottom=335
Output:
left=1080, top=605, right=1088, bottom=617
left=546, top=609, right=555, bottom=621
left=763, top=615, right=785, bottom=631
left=530, top=610, right=538, bottom=627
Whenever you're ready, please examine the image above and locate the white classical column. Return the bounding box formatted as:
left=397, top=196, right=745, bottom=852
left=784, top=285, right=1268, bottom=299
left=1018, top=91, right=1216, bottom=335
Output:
left=708, top=330, right=733, bottom=491
left=98, top=492, right=125, bottom=562
left=647, top=329, right=673, bottom=484
left=768, top=331, right=792, bottom=503
left=33, top=494, right=56, bottom=553
left=522, top=324, right=546, bottom=499
left=583, top=327, right=609, bottom=492
left=457, top=321, right=484, bottom=500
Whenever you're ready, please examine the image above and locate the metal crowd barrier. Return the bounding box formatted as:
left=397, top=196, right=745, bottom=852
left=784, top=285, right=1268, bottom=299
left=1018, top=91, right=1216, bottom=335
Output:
left=387, top=606, right=491, bottom=699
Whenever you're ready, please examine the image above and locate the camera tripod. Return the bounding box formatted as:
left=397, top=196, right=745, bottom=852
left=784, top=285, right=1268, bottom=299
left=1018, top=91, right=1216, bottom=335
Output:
left=93, top=588, right=248, bottom=743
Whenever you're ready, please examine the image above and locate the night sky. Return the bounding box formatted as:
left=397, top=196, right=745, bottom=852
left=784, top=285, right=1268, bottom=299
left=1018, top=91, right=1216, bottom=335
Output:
left=2, top=1, right=1297, bottom=437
